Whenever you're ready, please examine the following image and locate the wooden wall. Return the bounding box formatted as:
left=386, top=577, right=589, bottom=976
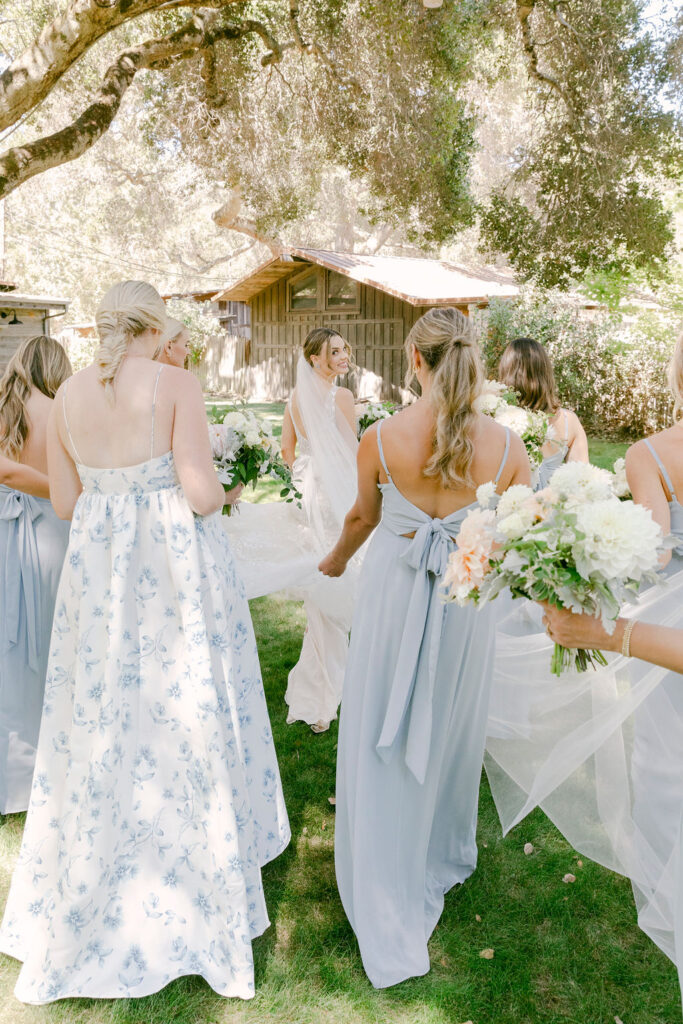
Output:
left=245, top=267, right=468, bottom=401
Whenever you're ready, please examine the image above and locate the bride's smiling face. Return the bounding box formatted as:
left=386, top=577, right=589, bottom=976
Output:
left=319, top=337, right=350, bottom=378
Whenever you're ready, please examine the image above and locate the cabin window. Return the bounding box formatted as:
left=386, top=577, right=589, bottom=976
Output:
left=326, top=270, right=359, bottom=309
left=289, top=270, right=319, bottom=310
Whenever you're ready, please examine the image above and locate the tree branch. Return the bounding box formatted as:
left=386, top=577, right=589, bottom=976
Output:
left=213, top=192, right=285, bottom=255
left=0, top=0, right=243, bottom=133
left=515, top=0, right=571, bottom=106
left=0, top=11, right=284, bottom=200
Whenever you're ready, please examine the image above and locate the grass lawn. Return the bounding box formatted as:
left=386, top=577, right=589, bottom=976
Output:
left=0, top=593, right=678, bottom=1023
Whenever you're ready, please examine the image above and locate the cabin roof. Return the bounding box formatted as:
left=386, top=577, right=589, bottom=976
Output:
left=0, top=293, right=69, bottom=311
left=213, top=247, right=518, bottom=306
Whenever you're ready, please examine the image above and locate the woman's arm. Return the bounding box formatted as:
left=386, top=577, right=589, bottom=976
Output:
left=541, top=604, right=683, bottom=676
left=172, top=373, right=226, bottom=516
left=47, top=396, right=83, bottom=519
left=566, top=410, right=589, bottom=463
left=626, top=440, right=672, bottom=567
left=319, top=427, right=382, bottom=576
left=281, top=404, right=297, bottom=469
left=0, top=452, right=50, bottom=499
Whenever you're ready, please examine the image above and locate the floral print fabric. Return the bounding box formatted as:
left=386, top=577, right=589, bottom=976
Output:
left=0, top=451, right=290, bottom=1003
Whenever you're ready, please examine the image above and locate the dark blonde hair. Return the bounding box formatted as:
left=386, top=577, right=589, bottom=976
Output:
left=0, top=335, right=72, bottom=459
left=498, top=337, right=560, bottom=415
left=405, top=307, right=483, bottom=489
left=303, top=327, right=351, bottom=369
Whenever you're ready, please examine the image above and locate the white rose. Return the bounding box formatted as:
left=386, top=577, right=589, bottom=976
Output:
left=474, top=393, right=502, bottom=416
left=223, top=411, right=248, bottom=431
left=244, top=430, right=261, bottom=446
left=496, top=483, right=535, bottom=520
left=497, top=510, right=534, bottom=539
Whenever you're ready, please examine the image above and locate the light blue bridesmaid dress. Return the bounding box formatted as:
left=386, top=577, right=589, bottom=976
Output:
left=0, top=369, right=290, bottom=1003
left=335, top=421, right=510, bottom=988
left=0, top=483, right=69, bottom=813
left=536, top=409, right=569, bottom=490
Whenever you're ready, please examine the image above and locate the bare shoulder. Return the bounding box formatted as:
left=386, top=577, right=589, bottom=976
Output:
left=164, top=365, right=202, bottom=396
left=625, top=437, right=658, bottom=473
left=335, top=386, right=355, bottom=408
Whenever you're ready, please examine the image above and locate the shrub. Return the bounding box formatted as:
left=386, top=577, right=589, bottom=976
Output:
left=476, top=291, right=679, bottom=440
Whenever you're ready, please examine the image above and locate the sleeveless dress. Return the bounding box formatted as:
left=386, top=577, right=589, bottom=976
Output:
left=0, top=484, right=69, bottom=812
left=335, top=422, right=510, bottom=988
left=536, top=409, right=569, bottom=490
left=0, top=370, right=290, bottom=1004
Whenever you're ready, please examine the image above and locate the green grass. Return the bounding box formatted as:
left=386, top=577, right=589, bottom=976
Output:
left=588, top=438, right=629, bottom=471
left=0, top=593, right=679, bottom=1023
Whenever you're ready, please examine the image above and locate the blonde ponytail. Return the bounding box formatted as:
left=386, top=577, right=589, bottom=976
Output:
left=668, top=330, right=683, bottom=423
left=405, top=307, right=483, bottom=489
left=95, top=281, right=167, bottom=397
left=0, top=335, right=71, bottom=459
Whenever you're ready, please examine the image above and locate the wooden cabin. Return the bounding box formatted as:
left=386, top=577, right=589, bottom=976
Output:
left=0, top=288, right=70, bottom=373
left=211, top=248, right=518, bottom=400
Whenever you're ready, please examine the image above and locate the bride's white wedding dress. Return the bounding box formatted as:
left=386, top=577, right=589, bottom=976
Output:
left=223, top=356, right=359, bottom=728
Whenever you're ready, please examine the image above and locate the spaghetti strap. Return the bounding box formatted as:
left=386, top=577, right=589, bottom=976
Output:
left=61, top=380, right=83, bottom=465
left=376, top=420, right=393, bottom=482
left=644, top=439, right=677, bottom=502
left=563, top=410, right=570, bottom=444
left=150, top=366, right=163, bottom=460
left=493, top=427, right=511, bottom=486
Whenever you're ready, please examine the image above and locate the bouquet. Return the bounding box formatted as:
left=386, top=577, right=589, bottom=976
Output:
left=474, top=380, right=549, bottom=470
left=356, top=400, right=398, bottom=438
left=442, top=462, right=665, bottom=675
left=207, top=406, right=301, bottom=516
left=610, top=456, right=632, bottom=499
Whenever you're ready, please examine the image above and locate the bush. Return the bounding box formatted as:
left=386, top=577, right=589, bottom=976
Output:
left=476, top=291, right=678, bottom=440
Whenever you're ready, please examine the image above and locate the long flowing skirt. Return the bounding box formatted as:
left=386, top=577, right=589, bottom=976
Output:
left=0, top=486, right=69, bottom=813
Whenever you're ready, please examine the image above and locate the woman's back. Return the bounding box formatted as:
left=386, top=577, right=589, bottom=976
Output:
left=377, top=403, right=523, bottom=521
left=14, top=391, right=52, bottom=474
left=59, top=361, right=177, bottom=469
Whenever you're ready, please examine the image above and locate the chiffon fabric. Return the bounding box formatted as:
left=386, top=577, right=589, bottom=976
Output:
left=224, top=356, right=359, bottom=727
left=485, top=439, right=683, bottom=1003
left=536, top=409, right=569, bottom=490
left=0, top=372, right=289, bottom=1003
left=336, top=422, right=511, bottom=988
left=0, top=485, right=69, bottom=812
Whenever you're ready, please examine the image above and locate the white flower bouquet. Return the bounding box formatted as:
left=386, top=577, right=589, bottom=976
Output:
left=356, top=400, right=398, bottom=438
left=610, top=456, right=632, bottom=499
left=207, top=406, right=301, bottom=516
left=474, top=380, right=549, bottom=470
left=442, top=462, right=665, bottom=675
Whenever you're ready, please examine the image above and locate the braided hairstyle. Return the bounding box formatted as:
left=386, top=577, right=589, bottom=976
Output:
left=96, top=281, right=167, bottom=397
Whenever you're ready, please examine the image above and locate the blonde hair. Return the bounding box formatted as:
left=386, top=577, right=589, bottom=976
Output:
left=0, top=335, right=72, bottom=459
left=95, top=281, right=167, bottom=396
left=668, top=331, right=683, bottom=422
left=161, top=317, right=186, bottom=346
left=303, top=327, right=352, bottom=369
left=405, top=307, right=483, bottom=489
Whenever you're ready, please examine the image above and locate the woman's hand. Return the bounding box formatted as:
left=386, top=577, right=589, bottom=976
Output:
left=223, top=483, right=244, bottom=506
left=540, top=602, right=623, bottom=653
left=319, top=551, right=348, bottom=577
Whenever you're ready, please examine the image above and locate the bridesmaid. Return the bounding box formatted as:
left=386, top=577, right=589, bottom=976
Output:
left=320, top=307, right=529, bottom=987
left=157, top=317, right=191, bottom=368
left=0, top=335, right=72, bottom=813
left=498, top=337, right=588, bottom=488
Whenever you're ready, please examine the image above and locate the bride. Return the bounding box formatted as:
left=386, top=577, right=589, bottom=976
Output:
left=224, top=328, right=359, bottom=733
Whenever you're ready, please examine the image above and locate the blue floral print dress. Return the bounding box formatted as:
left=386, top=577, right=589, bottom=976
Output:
left=0, top=373, right=290, bottom=1004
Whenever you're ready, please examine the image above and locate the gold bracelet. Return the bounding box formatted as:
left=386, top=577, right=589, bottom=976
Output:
left=621, top=619, right=636, bottom=658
